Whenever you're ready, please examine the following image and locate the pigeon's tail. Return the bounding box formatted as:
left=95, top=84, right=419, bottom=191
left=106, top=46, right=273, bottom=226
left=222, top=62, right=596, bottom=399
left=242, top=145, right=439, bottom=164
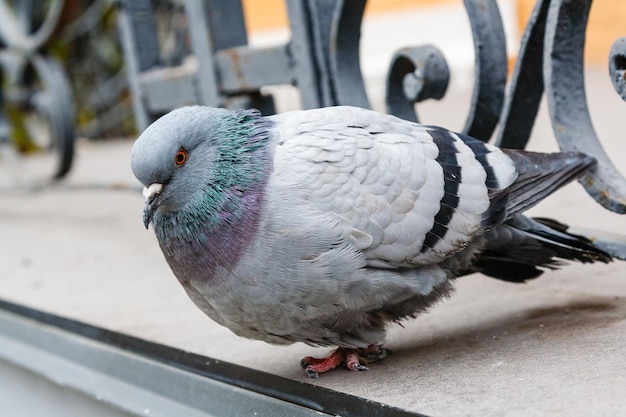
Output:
left=502, top=149, right=596, bottom=219
left=467, top=215, right=614, bottom=282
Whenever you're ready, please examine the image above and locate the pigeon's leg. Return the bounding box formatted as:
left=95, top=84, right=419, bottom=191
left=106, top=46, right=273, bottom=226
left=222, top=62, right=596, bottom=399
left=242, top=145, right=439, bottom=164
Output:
left=301, top=348, right=347, bottom=378
left=301, top=345, right=391, bottom=378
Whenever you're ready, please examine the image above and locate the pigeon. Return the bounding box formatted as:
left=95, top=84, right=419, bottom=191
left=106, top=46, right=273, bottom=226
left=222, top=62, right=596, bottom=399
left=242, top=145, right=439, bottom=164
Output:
left=131, top=105, right=615, bottom=378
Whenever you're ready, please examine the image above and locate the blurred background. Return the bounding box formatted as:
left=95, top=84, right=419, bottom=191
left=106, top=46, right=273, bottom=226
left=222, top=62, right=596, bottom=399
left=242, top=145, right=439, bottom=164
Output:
left=2, top=0, right=625, bottom=188
left=3, top=0, right=625, bottom=140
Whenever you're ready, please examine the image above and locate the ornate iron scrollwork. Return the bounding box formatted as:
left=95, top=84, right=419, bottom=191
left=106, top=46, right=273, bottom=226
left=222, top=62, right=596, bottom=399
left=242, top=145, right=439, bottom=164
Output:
left=386, top=45, right=450, bottom=123
left=321, top=0, right=626, bottom=214
left=609, top=37, right=626, bottom=102
left=542, top=0, right=626, bottom=213
left=0, top=0, right=75, bottom=181
left=118, top=0, right=626, bottom=215
left=383, top=0, right=507, bottom=141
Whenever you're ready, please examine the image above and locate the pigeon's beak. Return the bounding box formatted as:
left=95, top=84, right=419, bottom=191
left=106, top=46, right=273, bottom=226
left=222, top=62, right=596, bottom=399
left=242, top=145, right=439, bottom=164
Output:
left=143, top=183, right=164, bottom=229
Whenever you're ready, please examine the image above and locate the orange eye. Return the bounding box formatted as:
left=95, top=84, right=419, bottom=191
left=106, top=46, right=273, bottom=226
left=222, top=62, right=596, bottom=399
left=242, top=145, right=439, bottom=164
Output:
left=175, top=149, right=187, bottom=166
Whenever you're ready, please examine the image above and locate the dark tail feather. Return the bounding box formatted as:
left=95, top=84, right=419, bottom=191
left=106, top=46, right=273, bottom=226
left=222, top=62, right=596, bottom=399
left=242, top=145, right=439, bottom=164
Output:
left=526, top=217, right=612, bottom=263
left=564, top=225, right=626, bottom=261
left=469, top=257, right=549, bottom=282
left=502, top=150, right=596, bottom=218
left=467, top=215, right=612, bottom=282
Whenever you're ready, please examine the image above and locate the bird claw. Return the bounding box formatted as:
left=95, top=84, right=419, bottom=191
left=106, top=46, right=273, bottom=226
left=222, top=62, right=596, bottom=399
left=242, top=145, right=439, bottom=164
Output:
left=305, top=366, right=321, bottom=379
left=300, top=345, right=391, bottom=378
left=345, top=351, right=369, bottom=372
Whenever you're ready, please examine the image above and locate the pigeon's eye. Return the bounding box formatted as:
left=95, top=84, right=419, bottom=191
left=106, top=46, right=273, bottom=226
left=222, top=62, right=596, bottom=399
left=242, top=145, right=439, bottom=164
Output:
left=175, top=149, right=187, bottom=166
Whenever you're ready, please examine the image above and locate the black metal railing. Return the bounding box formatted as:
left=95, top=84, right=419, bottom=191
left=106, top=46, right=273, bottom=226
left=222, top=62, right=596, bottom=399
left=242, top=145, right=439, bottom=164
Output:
left=0, top=0, right=75, bottom=180
left=116, top=0, right=626, bottom=215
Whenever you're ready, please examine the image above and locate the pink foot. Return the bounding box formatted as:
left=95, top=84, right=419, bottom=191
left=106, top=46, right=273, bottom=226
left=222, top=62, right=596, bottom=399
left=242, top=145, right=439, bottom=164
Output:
left=300, top=345, right=391, bottom=378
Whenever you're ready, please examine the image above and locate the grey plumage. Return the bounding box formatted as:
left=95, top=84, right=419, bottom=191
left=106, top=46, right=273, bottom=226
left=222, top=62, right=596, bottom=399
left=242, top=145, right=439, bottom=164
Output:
left=131, top=105, right=614, bottom=374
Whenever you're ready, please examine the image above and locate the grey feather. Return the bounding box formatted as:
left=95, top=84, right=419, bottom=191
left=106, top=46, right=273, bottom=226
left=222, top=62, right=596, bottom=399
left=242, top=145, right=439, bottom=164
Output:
left=130, top=105, right=615, bottom=350
left=501, top=150, right=596, bottom=217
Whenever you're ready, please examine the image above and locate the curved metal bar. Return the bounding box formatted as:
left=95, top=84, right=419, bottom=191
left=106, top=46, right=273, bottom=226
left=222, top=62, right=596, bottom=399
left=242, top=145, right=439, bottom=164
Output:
left=495, top=0, right=551, bottom=149
left=385, top=45, right=450, bottom=123
left=30, top=55, right=75, bottom=179
left=544, top=0, right=626, bottom=213
left=287, top=0, right=365, bottom=109
left=305, top=0, right=338, bottom=107
left=609, top=37, right=626, bottom=102
left=328, top=0, right=370, bottom=108
left=0, top=0, right=65, bottom=53
left=381, top=0, right=506, bottom=136
left=462, top=0, right=508, bottom=141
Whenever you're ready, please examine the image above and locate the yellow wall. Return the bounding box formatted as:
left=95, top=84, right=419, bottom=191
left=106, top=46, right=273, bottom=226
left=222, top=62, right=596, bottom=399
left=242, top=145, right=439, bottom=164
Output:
left=241, top=0, right=457, bottom=32
left=242, top=0, right=625, bottom=65
left=516, top=0, right=626, bottom=64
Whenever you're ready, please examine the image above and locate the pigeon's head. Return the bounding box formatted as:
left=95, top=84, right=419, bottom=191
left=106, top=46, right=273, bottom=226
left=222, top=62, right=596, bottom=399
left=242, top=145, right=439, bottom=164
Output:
left=131, top=106, right=270, bottom=229
left=131, top=106, right=223, bottom=229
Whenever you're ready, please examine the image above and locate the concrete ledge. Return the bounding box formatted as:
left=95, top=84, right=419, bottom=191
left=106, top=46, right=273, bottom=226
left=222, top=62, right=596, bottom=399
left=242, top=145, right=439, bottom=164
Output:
left=0, top=300, right=419, bottom=417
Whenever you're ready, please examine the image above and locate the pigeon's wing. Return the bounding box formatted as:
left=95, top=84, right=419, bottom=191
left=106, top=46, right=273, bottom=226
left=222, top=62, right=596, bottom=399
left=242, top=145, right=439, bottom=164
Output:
left=269, top=106, right=517, bottom=268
